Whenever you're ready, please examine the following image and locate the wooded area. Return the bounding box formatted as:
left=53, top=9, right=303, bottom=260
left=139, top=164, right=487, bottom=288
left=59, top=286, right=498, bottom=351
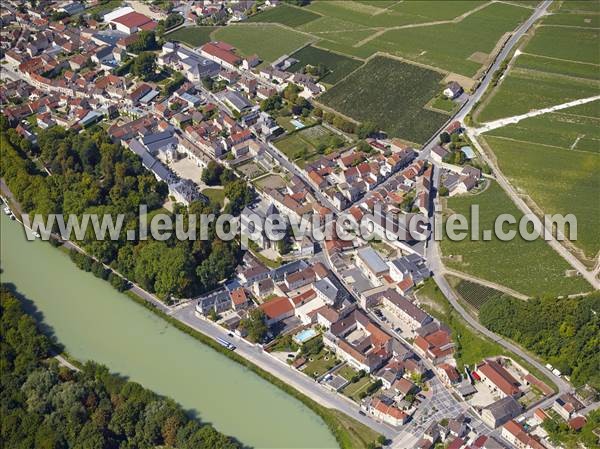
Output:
left=480, top=292, right=600, bottom=389
left=0, top=119, right=244, bottom=302
left=0, top=285, right=240, bottom=449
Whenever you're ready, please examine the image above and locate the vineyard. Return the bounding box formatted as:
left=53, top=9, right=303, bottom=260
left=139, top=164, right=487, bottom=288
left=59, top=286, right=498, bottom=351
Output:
left=454, top=279, right=509, bottom=311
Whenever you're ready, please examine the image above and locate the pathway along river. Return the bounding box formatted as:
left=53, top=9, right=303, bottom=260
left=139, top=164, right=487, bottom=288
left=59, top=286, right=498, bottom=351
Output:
left=0, top=213, right=337, bottom=449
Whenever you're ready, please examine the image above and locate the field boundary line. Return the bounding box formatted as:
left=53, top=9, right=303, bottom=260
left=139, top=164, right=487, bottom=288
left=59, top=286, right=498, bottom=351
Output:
left=353, top=0, right=496, bottom=48
left=369, top=51, right=449, bottom=76
left=443, top=268, right=530, bottom=300
left=483, top=135, right=599, bottom=155
left=539, top=23, right=600, bottom=30
left=519, top=51, right=600, bottom=67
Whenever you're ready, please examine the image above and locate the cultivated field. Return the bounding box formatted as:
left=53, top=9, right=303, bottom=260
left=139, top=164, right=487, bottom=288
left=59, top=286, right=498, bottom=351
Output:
left=247, top=3, right=320, bottom=27
left=474, top=2, right=600, bottom=261
left=451, top=278, right=512, bottom=311
left=287, top=45, right=363, bottom=84
left=482, top=133, right=600, bottom=259
left=298, top=1, right=530, bottom=78
left=477, top=69, right=600, bottom=122
left=440, top=181, right=592, bottom=297
left=166, top=26, right=217, bottom=47
left=319, top=56, right=448, bottom=143
left=212, top=24, right=313, bottom=63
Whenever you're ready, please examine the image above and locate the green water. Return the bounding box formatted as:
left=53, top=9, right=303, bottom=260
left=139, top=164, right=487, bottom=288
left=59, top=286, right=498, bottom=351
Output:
left=0, top=213, right=337, bottom=449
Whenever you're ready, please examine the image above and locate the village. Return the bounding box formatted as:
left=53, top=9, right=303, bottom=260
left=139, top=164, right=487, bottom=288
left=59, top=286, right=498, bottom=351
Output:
left=0, top=2, right=598, bottom=449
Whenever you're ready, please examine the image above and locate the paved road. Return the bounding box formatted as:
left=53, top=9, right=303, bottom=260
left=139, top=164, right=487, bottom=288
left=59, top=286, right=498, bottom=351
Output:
left=172, top=303, right=398, bottom=439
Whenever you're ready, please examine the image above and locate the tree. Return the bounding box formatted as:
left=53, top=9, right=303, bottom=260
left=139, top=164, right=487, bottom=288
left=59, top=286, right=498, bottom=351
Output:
left=241, top=309, right=268, bottom=343
left=357, top=121, right=377, bottom=139
left=164, top=13, right=183, bottom=30
left=132, top=52, right=157, bottom=81
left=224, top=180, right=254, bottom=216
left=127, top=31, right=158, bottom=54
left=439, top=131, right=451, bottom=144
left=260, top=94, right=282, bottom=112
left=201, top=161, right=224, bottom=186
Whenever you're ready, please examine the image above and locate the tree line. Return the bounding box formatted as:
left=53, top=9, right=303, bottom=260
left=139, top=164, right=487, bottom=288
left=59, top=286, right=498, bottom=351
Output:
left=0, top=285, right=241, bottom=449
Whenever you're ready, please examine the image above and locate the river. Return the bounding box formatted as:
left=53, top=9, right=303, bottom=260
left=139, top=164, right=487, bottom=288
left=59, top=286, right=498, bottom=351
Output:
left=0, top=213, right=337, bottom=449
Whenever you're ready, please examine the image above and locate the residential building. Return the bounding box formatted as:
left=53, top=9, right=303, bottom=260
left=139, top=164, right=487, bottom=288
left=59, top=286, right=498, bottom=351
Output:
left=481, top=396, right=522, bottom=428
left=477, top=360, right=521, bottom=399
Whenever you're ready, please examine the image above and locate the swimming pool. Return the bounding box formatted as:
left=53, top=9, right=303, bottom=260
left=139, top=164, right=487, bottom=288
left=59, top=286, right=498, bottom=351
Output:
left=293, top=328, right=318, bottom=344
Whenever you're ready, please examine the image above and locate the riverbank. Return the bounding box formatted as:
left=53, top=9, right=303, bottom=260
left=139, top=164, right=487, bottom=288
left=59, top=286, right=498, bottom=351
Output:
left=0, top=185, right=383, bottom=449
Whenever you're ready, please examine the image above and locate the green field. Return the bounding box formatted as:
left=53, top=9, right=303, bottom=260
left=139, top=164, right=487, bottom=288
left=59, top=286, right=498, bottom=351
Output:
left=440, top=181, right=592, bottom=297
left=287, top=45, right=363, bottom=84
left=305, top=0, right=483, bottom=29
left=477, top=69, right=600, bottom=122
left=274, top=125, right=343, bottom=167
left=524, top=26, right=599, bottom=65
left=166, top=26, right=218, bottom=47
left=212, top=24, right=313, bottom=63
left=542, top=11, right=600, bottom=27
left=515, top=53, right=600, bottom=81
left=358, top=2, right=531, bottom=77
left=429, top=96, right=457, bottom=114
left=319, top=56, right=447, bottom=143
left=247, top=3, right=320, bottom=27
left=482, top=134, right=600, bottom=259
left=485, top=108, right=600, bottom=153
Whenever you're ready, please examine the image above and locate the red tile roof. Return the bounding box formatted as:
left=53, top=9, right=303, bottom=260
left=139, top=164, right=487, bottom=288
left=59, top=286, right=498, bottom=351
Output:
left=230, top=288, right=248, bottom=306
left=259, top=297, right=293, bottom=320
left=478, top=360, right=520, bottom=397
left=202, top=41, right=241, bottom=66
left=112, top=11, right=154, bottom=29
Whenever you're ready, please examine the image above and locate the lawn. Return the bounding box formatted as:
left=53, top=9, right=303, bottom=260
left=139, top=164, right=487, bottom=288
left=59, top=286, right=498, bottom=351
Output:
left=247, top=3, right=320, bottom=27
left=429, top=96, right=457, bottom=114
left=287, top=45, right=363, bottom=85
left=341, top=376, right=375, bottom=402
left=166, top=26, right=218, bottom=47
left=440, top=181, right=593, bottom=297
left=482, top=135, right=600, bottom=259
left=302, top=349, right=339, bottom=379
left=212, top=24, right=313, bottom=63
left=85, top=0, right=122, bottom=17
left=273, top=125, right=342, bottom=164
left=201, top=187, right=226, bottom=207
left=318, top=56, right=448, bottom=143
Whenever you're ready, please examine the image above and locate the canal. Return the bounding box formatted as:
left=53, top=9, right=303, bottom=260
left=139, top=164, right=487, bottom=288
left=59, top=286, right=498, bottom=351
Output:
left=0, top=213, right=337, bottom=449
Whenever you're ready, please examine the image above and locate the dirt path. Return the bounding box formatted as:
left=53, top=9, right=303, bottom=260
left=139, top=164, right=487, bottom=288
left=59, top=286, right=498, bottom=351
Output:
left=473, top=95, right=600, bottom=135
left=444, top=268, right=530, bottom=300
left=353, top=0, right=495, bottom=47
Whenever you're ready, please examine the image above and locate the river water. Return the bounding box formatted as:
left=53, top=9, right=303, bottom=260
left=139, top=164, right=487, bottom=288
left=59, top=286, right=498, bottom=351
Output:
left=0, top=213, right=337, bottom=449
